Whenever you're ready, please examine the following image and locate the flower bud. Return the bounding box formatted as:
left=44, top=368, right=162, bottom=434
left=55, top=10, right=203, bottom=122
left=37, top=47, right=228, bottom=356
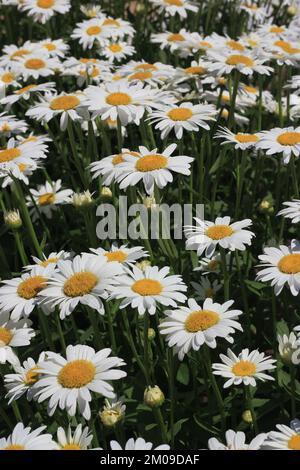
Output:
left=242, top=410, right=253, bottom=424
left=100, top=186, right=112, bottom=200
left=72, top=190, right=94, bottom=209
left=135, top=259, right=151, bottom=271
left=99, top=399, right=125, bottom=428
left=148, top=328, right=156, bottom=341
left=144, top=385, right=165, bottom=408
left=4, top=209, right=22, bottom=229
left=287, top=6, right=297, bottom=16
left=259, top=199, right=274, bottom=214
left=143, top=196, right=157, bottom=209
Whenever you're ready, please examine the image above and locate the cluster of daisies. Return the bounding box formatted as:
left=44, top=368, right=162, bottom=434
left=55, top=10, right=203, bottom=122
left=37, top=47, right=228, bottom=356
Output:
left=1, top=0, right=300, bottom=452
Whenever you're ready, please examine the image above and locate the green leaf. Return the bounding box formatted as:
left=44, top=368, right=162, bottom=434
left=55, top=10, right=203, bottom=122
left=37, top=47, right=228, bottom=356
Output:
left=176, top=362, right=190, bottom=385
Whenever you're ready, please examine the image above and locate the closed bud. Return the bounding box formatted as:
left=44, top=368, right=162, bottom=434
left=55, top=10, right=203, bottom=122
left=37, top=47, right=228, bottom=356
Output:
left=148, top=327, right=156, bottom=341
left=4, top=209, right=22, bottom=229
left=72, top=190, right=94, bottom=209
left=287, top=6, right=297, bottom=16
left=242, top=410, right=253, bottom=423
left=135, top=259, right=151, bottom=271
left=99, top=399, right=126, bottom=427
left=144, top=385, right=165, bottom=408
left=100, top=186, right=112, bottom=200
left=143, top=196, right=157, bottom=209
left=259, top=199, right=274, bottom=214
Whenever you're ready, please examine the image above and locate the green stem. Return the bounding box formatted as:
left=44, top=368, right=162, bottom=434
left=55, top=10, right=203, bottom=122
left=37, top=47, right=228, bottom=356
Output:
left=245, top=385, right=259, bottom=434
left=220, top=248, right=229, bottom=301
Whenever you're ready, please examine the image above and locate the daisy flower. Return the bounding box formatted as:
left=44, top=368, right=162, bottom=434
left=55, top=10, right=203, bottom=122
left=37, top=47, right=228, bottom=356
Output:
left=80, top=4, right=103, bottom=18
left=101, top=42, right=135, bottom=63
left=116, top=143, right=194, bottom=195
left=38, top=38, right=69, bottom=58
left=21, top=0, right=71, bottom=24
left=83, top=81, right=154, bottom=125
left=26, top=91, right=87, bottom=131
left=159, top=298, right=242, bottom=360
left=90, top=243, right=148, bottom=268
left=110, top=265, right=187, bottom=315
left=263, top=424, right=300, bottom=450
left=89, top=148, right=140, bottom=185
left=0, top=265, right=54, bottom=320
left=278, top=332, right=300, bottom=365
left=215, top=127, right=259, bottom=150
left=0, top=41, right=37, bottom=68
left=71, top=18, right=110, bottom=50
left=151, top=29, right=190, bottom=53
left=193, top=253, right=230, bottom=274
left=55, top=424, right=93, bottom=450
left=0, top=423, right=57, bottom=450
left=100, top=16, right=135, bottom=40
left=191, top=277, right=222, bottom=300
left=39, top=253, right=123, bottom=319
left=207, top=50, right=273, bottom=76
left=0, top=312, right=35, bottom=365
left=239, top=3, right=267, bottom=24
left=212, top=348, right=276, bottom=388
left=119, top=60, right=175, bottom=82
left=150, top=0, right=198, bottom=19
left=26, top=180, right=73, bottom=221
left=0, top=137, right=47, bottom=180
left=256, top=127, right=300, bottom=163
left=4, top=354, right=44, bottom=403
left=106, top=437, right=170, bottom=450
left=256, top=240, right=300, bottom=296
left=0, top=68, right=21, bottom=92
left=185, top=216, right=254, bottom=257
left=24, top=250, right=72, bottom=271
left=148, top=102, right=216, bottom=140
left=32, top=344, right=126, bottom=420
left=208, top=430, right=267, bottom=450
left=0, top=82, right=56, bottom=107
left=14, top=53, right=60, bottom=80
left=267, top=39, right=300, bottom=66
left=277, top=199, right=300, bottom=223
left=0, top=112, right=28, bottom=136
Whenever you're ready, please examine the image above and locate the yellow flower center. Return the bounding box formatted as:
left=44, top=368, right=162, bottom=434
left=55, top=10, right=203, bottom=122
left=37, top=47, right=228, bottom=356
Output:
left=226, top=40, right=245, bottom=51
left=11, top=49, right=30, bottom=59
left=135, top=154, right=168, bottom=172
left=103, top=18, right=120, bottom=27
left=17, top=276, right=47, bottom=299
left=63, top=272, right=98, bottom=297
left=37, top=0, right=55, bottom=8
left=50, top=95, right=81, bottom=111
left=0, top=327, right=13, bottom=345
left=277, top=132, right=300, bottom=146
left=80, top=58, right=98, bottom=64
left=86, top=26, right=102, bottom=36
left=199, top=41, right=212, bottom=48
left=129, top=71, right=153, bottom=81
left=3, top=444, right=25, bottom=450
left=132, top=279, right=163, bottom=296
left=0, top=147, right=21, bottom=163
left=108, top=44, right=123, bottom=53
left=270, top=26, right=285, bottom=33
left=24, top=58, right=46, bottom=70
left=61, top=444, right=82, bottom=450
left=278, top=253, right=300, bottom=274
left=226, top=55, right=254, bottom=66
left=24, top=367, right=40, bottom=385
left=288, top=434, right=300, bottom=450
left=38, top=192, right=55, bottom=206
left=105, top=250, right=128, bottom=262
left=274, top=40, right=300, bottom=54
left=15, top=84, right=36, bottom=95
left=185, top=310, right=219, bottom=332
left=235, top=133, right=259, bottom=143
left=106, top=92, right=132, bottom=106
left=244, top=85, right=257, bottom=93
left=168, top=33, right=185, bottom=42
left=135, top=63, right=157, bottom=71
left=44, top=42, right=56, bottom=51
left=18, top=163, right=27, bottom=172
left=165, top=0, right=183, bottom=5
left=232, top=360, right=256, bottom=376
left=208, top=259, right=219, bottom=271
left=1, top=72, right=14, bottom=84
left=167, top=108, right=193, bottom=121
left=185, top=66, right=207, bottom=75
left=58, top=360, right=96, bottom=388
left=39, top=257, right=59, bottom=267
left=206, top=224, right=234, bottom=240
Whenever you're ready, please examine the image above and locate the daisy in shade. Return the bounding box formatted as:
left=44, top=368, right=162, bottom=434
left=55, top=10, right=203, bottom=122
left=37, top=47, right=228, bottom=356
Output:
left=14, top=53, right=60, bottom=80
left=208, top=430, right=267, bottom=450
left=207, top=50, right=273, bottom=76
left=263, top=424, right=300, bottom=450
left=0, top=312, right=35, bottom=365
left=89, top=148, right=140, bottom=185
left=0, top=137, right=46, bottom=180
left=148, top=102, right=216, bottom=140
left=55, top=424, right=93, bottom=450
left=80, top=4, right=103, bottom=18
left=277, top=199, right=300, bottom=223
left=26, top=91, right=87, bottom=131
left=4, top=353, right=44, bottom=404
left=26, top=180, right=73, bottom=221
left=0, top=423, right=57, bottom=450
left=0, top=265, right=54, bottom=320
left=90, top=243, right=148, bottom=268
left=32, top=344, right=126, bottom=420
left=256, top=240, right=300, bottom=296
left=21, top=0, right=71, bottom=23
left=256, top=127, right=300, bottom=164
left=159, top=298, right=242, bottom=360
left=212, top=348, right=276, bottom=388
left=116, top=144, right=194, bottom=195
left=151, top=29, right=190, bottom=53
left=105, top=437, right=170, bottom=450
left=0, top=113, right=28, bottom=136
left=110, top=265, right=187, bottom=316
left=83, top=81, right=154, bottom=125
left=0, top=82, right=56, bottom=107
left=38, top=38, right=69, bottom=58
left=71, top=18, right=110, bottom=50
left=185, top=216, right=254, bottom=257
left=239, top=2, right=267, bottom=24
left=194, top=253, right=230, bottom=274
left=215, top=127, right=259, bottom=150
left=101, top=42, right=135, bottom=63
left=39, top=253, right=123, bottom=319
left=277, top=331, right=300, bottom=365
left=24, top=250, right=72, bottom=271
left=191, top=278, right=222, bottom=300
left=150, top=0, right=198, bottom=18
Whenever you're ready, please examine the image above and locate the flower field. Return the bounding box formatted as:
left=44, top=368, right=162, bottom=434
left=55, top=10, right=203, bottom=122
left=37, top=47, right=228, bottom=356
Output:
left=1, top=0, right=300, bottom=451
